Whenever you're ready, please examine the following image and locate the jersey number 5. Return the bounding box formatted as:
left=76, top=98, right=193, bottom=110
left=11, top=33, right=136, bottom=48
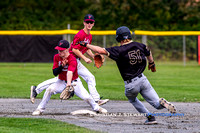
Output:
left=128, top=50, right=142, bottom=65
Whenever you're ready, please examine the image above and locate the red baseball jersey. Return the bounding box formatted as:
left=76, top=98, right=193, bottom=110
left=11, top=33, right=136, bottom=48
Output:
left=69, top=29, right=92, bottom=58
left=52, top=54, right=78, bottom=81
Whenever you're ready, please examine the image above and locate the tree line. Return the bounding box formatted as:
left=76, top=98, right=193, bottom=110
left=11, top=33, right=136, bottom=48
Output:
left=1, top=0, right=200, bottom=31
left=0, top=0, right=199, bottom=61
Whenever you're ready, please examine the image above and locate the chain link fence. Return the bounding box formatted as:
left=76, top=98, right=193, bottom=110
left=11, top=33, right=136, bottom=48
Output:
left=86, top=34, right=198, bottom=63
left=0, top=29, right=198, bottom=63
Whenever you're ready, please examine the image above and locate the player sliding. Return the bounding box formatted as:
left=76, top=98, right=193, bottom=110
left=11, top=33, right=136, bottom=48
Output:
left=32, top=40, right=107, bottom=115
left=79, top=26, right=176, bottom=125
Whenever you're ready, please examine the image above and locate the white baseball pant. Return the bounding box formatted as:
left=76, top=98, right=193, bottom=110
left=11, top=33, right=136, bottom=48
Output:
left=76, top=59, right=100, bottom=101
left=35, top=59, right=100, bottom=101
left=37, top=77, right=100, bottom=112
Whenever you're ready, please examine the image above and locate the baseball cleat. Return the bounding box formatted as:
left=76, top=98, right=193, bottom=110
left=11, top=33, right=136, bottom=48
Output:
left=159, top=98, right=176, bottom=113
left=97, top=107, right=107, bottom=114
left=144, top=115, right=157, bottom=125
left=32, top=109, right=42, bottom=116
left=30, top=86, right=37, bottom=104
left=97, top=99, right=109, bottom=106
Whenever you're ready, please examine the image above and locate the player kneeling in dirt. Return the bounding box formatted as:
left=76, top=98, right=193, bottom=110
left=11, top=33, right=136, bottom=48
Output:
left=32, top=40, right=107, bottom=115
left=79, top=26, right=176, bottom=124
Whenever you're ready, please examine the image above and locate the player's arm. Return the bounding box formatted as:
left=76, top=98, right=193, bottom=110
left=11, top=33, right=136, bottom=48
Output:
left=53, top=58, right=68, bottom=76
left=86, top=44, right=108, bottom=56
left=86, top=49, right=95, bottom=59
left=146, top=52, right=156, bottom=72
left=72, top=48, right=92, bottom=63
left=53, top=66, right=63, bottom=76
left=66, top=71, right=73, bottom=86
left=146, top=52, right=154, bottom=63
left=52, top=55, right=65, bottom=76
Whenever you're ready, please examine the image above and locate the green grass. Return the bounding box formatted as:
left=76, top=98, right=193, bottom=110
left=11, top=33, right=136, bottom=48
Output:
left=0, top=117, right=99, bottom=133
left=0, top=61, right=200, bottom=102
left=0, top=61, right=200, bottom=132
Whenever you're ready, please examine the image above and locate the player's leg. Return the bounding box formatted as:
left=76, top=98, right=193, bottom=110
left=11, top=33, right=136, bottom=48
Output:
left=125, top=82, right=149, bottom=114
left=77, top=59, right=109, bottom=105
left=140, top=75, right=176, bottom=113
left=30, top=77, right=58, bottom=104
left=36, top=77, right=58, bottom=94
left=73, top=78, right=107, bottom=114
left=32, top=79, right=65, bottom=115
left=124, top=76, right=157, bottom=125
left=77, top=60, right=99, bottom=100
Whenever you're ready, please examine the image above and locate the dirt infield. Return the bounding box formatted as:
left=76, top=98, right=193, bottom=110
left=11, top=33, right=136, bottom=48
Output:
left=0, top=98, right=200, bottom=133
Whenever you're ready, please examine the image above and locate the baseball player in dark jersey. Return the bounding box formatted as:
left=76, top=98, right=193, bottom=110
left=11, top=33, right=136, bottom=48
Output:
left=80, top=26, right=176, bottom=124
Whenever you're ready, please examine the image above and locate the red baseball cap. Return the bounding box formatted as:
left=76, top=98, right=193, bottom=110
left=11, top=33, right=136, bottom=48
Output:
left=55, top=40, right=70, bottom=50
left=84, top=14, right=95, bottom=22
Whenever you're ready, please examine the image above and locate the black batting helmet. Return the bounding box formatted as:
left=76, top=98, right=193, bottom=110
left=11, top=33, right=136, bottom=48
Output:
left=116, top=26, right=132, bottom=42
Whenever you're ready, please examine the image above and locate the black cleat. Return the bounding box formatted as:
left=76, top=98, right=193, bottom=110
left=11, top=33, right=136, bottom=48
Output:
left=144, top=115, right=158, bottom=125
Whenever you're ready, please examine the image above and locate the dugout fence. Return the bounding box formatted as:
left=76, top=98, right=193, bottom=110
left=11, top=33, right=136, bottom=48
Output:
left=0, top=29, right=199, bottom=65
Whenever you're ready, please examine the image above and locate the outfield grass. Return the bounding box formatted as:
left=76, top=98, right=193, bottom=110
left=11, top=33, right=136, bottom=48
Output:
left=0, top=61, right=200, bottom=132
left=0, top=117, right=99, bottom=133
left=0, top=61, right=200, bottom=102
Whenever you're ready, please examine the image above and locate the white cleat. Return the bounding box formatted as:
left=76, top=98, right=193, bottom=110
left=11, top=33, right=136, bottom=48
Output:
left=32, top=109, right=42, bottom=116
left=97, top=99, right=109, bottom=106
left=97, top=107, right=107, bottom=114
left=30, top=86, right=37, bottom=104
left=159, top=98, right=176, bottom=113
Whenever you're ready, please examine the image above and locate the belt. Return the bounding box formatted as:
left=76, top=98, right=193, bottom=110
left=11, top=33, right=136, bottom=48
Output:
left=126, top=74, right=143, bottom=84
left=65, top=79, right=77, bottom=83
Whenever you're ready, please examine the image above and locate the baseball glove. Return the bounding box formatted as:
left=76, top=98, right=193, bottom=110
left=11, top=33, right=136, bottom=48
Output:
left=60, top=85, right=74, bottom=100
left=148, top=61, right=156, bottom=72
left=94, top=53, right=104, bottom=68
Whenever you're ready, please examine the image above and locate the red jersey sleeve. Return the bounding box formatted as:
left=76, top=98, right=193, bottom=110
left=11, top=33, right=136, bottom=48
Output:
left=71, top=36, right=81, bottom=49
left=52, top=54, right=59, bottom=69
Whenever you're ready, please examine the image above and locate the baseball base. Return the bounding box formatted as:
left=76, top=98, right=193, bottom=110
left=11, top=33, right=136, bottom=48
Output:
left=70, top=109, right=97, bottom=116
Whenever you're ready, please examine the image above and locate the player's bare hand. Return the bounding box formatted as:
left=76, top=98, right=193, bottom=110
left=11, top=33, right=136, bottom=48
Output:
left=84, top=58, right=92, bottom=64
left=62, top=59, right=68, bottom=67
